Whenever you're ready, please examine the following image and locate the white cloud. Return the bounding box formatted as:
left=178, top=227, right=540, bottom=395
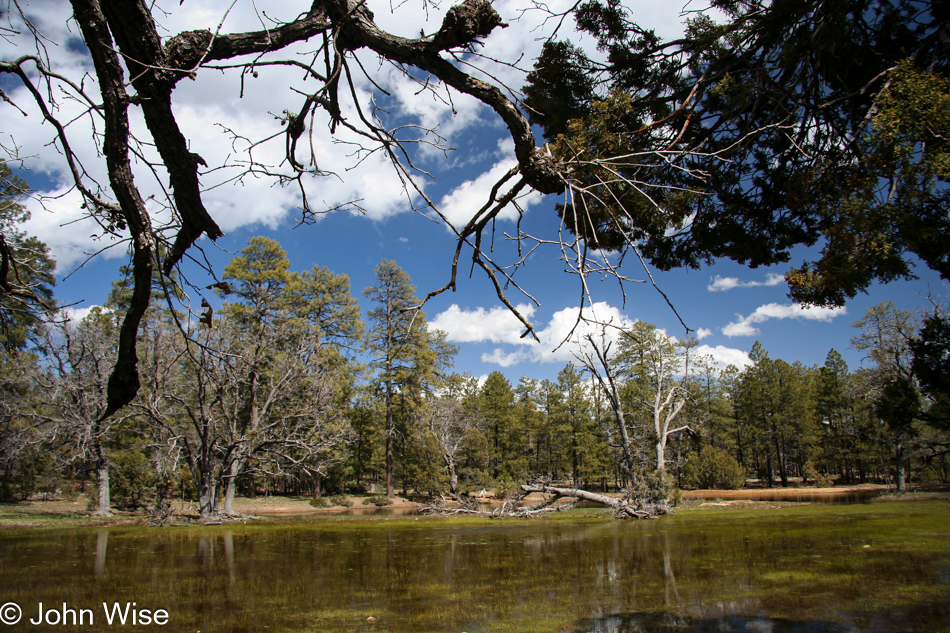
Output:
left=480, top=347, right=527, bottom=368
left=3, top=0, right=694, bottom=273
left=60, top=305, right=101, bottom=324
left=708, top=273, right=785, bottom=292
left=696, top=327, right=713, bottom=340
left=437, top=139, right=546, bottom=229
left=723, top=303, right=848, bottom=337
left=432, top=300, right=637, bottom=367
left=431, top=303, right=537, bottom=345
left=695, top=344, right=753, bottom=370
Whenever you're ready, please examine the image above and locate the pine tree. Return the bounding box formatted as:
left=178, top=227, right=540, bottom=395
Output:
left=363, top=260, right=433, bottom=498
left=0, top=163, right=55, bottom=350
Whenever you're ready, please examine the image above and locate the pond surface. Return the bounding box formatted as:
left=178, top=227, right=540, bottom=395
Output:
left=0, top=502, right=948, bottom=633
left=683, top=489, right=887, bottom=505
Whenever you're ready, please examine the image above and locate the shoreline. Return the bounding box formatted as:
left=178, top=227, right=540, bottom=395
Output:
left=1, top=484, right=947, bottom=529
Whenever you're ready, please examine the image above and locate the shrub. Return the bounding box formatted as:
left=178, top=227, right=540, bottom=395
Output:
left=637, top=469, right=673, bottom=504
left=110, top=449, right=157, bottom=510
left=681, top=446, right=746, bottom=490
left=364, top=495, right=393, bottom=507
left=328, top=495, right=353, bottom=508
left=310, top=495, right=354, bottom=508
left=626, top=469, right=674, bottom=516
left=803, top=461, right=834, bottom=487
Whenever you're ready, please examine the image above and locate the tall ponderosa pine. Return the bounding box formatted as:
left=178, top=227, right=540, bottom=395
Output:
left=363, top=260, right=435, bottom=498
left=478, top=371, right=524, bottom=482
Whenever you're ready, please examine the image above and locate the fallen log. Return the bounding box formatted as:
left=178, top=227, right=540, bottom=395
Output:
left=520, top=485, right=653, bottom=519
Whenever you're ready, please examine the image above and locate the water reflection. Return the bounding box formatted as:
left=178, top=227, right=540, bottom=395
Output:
left=93, top=529, right=108, bottom=577
left=0, top=503, right=946, bottom=633
left=578, top=613, right=864, bottom=632
left=684, top=490, right=885, bottom=505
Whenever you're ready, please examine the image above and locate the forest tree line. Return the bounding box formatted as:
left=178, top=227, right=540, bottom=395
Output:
left=1, top=191, right=947, bottom=519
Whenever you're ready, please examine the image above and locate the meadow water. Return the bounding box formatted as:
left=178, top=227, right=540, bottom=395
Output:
left=0, top=501, right=947, bottom=632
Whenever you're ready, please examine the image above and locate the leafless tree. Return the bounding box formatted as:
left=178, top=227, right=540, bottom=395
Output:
left=575, top=319, right=694, bottom=479
left=34, top=308, right=127, bottom=516
left=134, top=309, right=352, bottom=518
left=0, top=0, right=574, bottom=419
left=423, top=396, right=477, bottom=495
left=573, top=327, right=639, bottom=484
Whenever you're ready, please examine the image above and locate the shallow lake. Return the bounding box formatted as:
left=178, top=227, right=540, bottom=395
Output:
left=0, top=501, right=948, bottom=632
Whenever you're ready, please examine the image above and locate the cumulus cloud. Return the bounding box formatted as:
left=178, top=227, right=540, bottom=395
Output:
left=60, top=305, right=101, bottom=324
left=696, top=327, right=713, bottom=340
left=707, top=273, right=785, bottom=292
left=430, top=303, right=537, bottom=345
left=437, top=139, right=546, bottom=229
left=433, top=301, right=637, bottom=367
left=695, top=344, right=753, bottom=370
left=723, top=303, right=848, bottom=337
left=5, top=0, right=693, bottom=272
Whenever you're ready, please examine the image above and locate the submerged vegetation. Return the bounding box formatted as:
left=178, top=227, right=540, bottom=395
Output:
left=0, top=500, right=947, bottom=632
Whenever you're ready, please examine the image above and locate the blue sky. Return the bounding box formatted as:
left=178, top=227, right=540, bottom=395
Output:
left=4, top=0, right=946, bottom=384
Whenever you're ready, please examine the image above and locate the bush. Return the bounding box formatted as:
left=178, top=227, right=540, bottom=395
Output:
left=625, top=469, right=674, bottom=516
left=364, top=495, right=393, bottom=507
left=803, top=461, right=834, bottom=487
left=309, top=495, right=353, bottom=508
left=110, top=450, right=157, bottom=510
left=637, top=469, right=673, bottom=505
left=329, top=495, right=353, bottom=508
left=681, top=446, right=746, bottom=490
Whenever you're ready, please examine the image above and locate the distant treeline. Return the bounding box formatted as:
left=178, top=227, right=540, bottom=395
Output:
left=1, top=236, right=947, bottom=519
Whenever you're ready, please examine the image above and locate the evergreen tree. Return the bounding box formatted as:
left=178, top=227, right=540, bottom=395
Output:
left=737, top=343, right=817, bottom=487
left=556, top=363, right=606, bottom=487
left=363, top=260, right=435, bottom=498
left=0, top=163, right=55, bottom=350
left=478, top=371, right=524, bottom=483
left=816, top=349, right=854, bottom=481
left=523, top=0, right=950, bottom=305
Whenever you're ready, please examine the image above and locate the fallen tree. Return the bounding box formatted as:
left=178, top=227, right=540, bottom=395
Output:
left=421, top=478, right=673, bottom=519
left=520, top=485, right=662, bottom=519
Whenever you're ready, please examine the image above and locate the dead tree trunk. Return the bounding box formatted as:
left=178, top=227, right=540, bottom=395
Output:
left=520, top=485, right=653, bottom=518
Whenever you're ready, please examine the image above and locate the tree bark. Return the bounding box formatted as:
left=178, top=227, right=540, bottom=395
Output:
left=222, top=460, right=240, bottom=515
left=386, top=378, right=395, bottom=499
left=520, top=485, right=651, bottom=518
left=895, top=435, right=907, bottom=492
left=94, top=448, right=112, bottom=518
left=91, top=424, right=113, bottom=517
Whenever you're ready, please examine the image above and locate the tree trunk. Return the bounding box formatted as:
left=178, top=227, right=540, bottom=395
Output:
left=385, top=378, right=395, bottom=498
left=95, top=460, right=112, bottom=517
left=656, top=439, right=665, bottom=473
left=222, top=460, right=240, bottom=515
left=895, top=435, right=906, bottom=493
left=197, top=469, right=217, bottom=519
left=312, top=470, right=323, bottom=499
left=445, top=457, right=458, bottom=496
left=520, top=485, right=652, bottom=518
left=93, top=439, right=112, bottom=517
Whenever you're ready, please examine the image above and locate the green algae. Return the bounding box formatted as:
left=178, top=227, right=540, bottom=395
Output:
left=0, top=501, right=946, bottom=632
